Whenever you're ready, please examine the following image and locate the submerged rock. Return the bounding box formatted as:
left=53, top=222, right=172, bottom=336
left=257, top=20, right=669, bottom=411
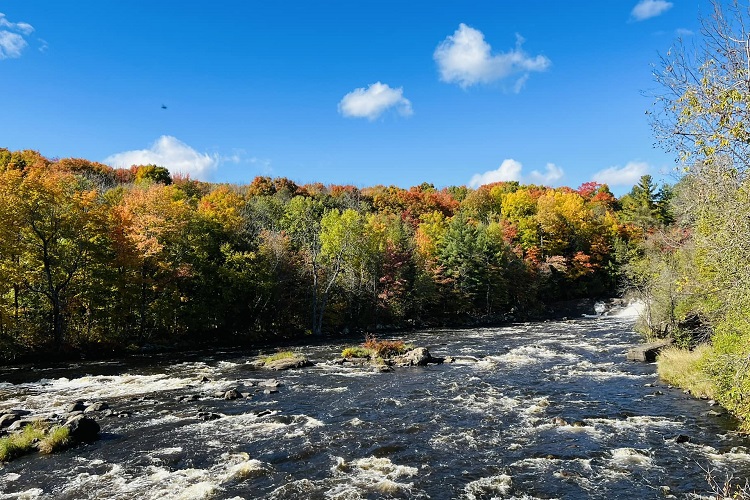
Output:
left=176, top=394, right=200, bottom=402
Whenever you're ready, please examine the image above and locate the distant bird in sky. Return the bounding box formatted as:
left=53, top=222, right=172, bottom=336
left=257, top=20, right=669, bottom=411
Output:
left=161, top=104, right=167, bottom=110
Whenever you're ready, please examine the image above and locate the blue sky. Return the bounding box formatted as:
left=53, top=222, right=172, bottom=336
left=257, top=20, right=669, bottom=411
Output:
left=0, top=1, right=706, bottom=193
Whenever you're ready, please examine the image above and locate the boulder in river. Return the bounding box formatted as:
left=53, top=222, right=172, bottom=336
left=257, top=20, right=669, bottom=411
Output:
left=259, top=379, right=282, bottom=388
left=673, top=434, right=692, bottom=444
left=8, top=418, right=51, bottom=431
left=66, top=401, right=87, bottom=413
left=224, top=389, right=242, bottom=400
left=394, top=347, right=442, bottom=367
left=84, top=402, right=109, bottom=413
left=197, top=411, right=222, bottom=421
left=64, top=415, right=100, bottom=442
left=263, top=356, right=313, bottom=371
left=0, top=413, right=20, bottom=428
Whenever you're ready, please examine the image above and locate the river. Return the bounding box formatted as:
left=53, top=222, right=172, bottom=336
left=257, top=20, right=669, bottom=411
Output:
left=0, top=305, right=748, bottom=499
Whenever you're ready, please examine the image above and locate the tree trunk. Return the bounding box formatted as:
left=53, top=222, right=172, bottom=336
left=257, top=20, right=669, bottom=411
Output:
left=51, top=290, right=64, bottom=349
left=13, top=283, right=19, bottom=323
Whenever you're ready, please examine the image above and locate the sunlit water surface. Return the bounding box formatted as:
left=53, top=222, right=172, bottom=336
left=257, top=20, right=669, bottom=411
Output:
left=0, top=306, right=748, bottom=499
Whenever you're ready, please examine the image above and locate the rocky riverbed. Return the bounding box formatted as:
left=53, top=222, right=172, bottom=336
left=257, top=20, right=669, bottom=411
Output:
left=0, top=305, right=748, bottom=499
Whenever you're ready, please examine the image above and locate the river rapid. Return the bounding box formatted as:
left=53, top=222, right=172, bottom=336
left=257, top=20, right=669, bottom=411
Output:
left=0, top=305, right=749, bottom=499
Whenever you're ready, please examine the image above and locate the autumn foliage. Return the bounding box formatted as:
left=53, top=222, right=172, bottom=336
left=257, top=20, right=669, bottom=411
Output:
left=0, top=148, right=637, bottom=360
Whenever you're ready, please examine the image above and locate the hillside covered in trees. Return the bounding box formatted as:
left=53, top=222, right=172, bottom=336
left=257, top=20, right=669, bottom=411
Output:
left=0, top=148, right=661, bottom=362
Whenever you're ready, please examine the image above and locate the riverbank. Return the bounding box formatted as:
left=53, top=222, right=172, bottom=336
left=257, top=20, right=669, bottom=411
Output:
left=0, top=297, right=623, bottom=368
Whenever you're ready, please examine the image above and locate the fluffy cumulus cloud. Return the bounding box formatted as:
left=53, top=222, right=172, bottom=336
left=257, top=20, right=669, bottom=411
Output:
left=469, top=159, right=564, bottom=188
left=592, top=161, right=650, bottom=186
left=631, top=0, right=673, bottom=21
left=0, top=13, right=34, bottom=60
left=434, top=24, right=550, bottom=90
left=469, top=159, right=523, bottom=187
left=105, top=136, right=219, bottom=181
left=529, top=163, right=564, bottom=184
left=338, top=82, right=413, bottom=120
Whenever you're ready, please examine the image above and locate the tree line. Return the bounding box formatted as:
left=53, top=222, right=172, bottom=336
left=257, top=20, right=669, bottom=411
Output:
left=0, top=148, right=651, bottom=361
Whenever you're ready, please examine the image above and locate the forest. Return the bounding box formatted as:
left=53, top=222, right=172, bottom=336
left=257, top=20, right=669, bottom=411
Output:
left=0, top=148, right=664, bottom=363
left=629, top=1, right=750, bottom=432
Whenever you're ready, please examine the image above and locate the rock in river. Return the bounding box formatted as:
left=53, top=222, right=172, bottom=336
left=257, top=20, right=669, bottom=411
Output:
left=224, top=389, right=242, bottom=400
left=394, top=347, right=442, bottom=367
left=84, top=402, right=109, bottom=413
left=64, top=415, right=101, bottom=442
left=263, top=356, right=314, bottom=371
left=66, top=401, right=87, bottom=413
left=626, top=339, right=673, bottom=363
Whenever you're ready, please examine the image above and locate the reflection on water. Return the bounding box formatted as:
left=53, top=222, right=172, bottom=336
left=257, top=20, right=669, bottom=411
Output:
left=0, top=312, right=747, bottom=499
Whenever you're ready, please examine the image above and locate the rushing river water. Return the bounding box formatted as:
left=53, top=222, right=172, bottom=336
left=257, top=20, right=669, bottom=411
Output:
left=0, top=305, right=749, bottom=499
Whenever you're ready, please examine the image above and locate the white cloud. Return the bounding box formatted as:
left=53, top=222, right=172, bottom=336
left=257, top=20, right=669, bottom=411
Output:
left=0, top=13, right=34, bottom=60
left=0, top=31, right=27, bottom=59
left=0, top=13, right=34, bottom=35
left=592, top=161, right=650, bottom=186
left=675, top=28, right=694, bottom=37
left=469, top=159, right=566, bottom=188
left=469, top=159, right=523, bottom=187
left=631, top=0, right=673, bottom=21
left=338, top=82, right=413, bottom=120
left=434, top=24, right=550, bottom=89
left=105, top=136, right=219, bottom=181
left=529, top=163, right=564, bottom=184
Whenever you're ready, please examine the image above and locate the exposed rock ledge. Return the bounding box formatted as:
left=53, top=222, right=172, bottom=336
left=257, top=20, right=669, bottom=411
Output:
left=262, top=356, right=314, bottom=371
left=340, top=346, right=447, bottom=369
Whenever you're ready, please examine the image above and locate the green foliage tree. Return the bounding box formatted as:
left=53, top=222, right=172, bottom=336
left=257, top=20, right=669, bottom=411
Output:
left=0, top=151, right=633, bottom=360
left=646, top=0, right=750, bottom=430
left=134, top=164, right=172, bottom=185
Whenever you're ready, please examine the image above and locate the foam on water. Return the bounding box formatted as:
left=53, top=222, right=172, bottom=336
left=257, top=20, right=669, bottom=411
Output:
left=327, top=456, right=420, bottom=497
left=1, top=316, right=747, bottom=499
left=562, top=360, right=649, bottom=381
left=0, top=488, right=45, bottom=500
left=478, top=346, right=580, bottom=368
left=584, top=415, right=682, bottom=437
left=0, top=373, right=235, bottom=416
left=608, top=300, right=645, bottom=319
left=609, top=448, right=653, bottom=468
left=53, top=451, right=270, bottom=500
left=463, top=474, right=513, bottom=499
